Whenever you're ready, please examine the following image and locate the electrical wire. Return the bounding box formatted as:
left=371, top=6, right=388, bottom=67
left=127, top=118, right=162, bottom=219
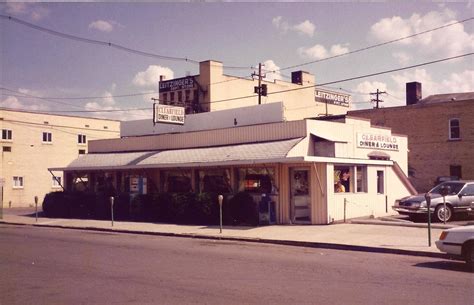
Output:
left=4, top=52, right=472, bottom=114
left=272, top=17, right=474, bottom=73
left=0, top=15, right=254, bottom=70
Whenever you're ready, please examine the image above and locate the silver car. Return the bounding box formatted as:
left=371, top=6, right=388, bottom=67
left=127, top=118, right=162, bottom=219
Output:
left=393, top=181, right=474, bottom=222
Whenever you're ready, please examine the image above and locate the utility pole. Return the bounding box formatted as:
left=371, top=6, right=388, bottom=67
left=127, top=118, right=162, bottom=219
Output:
left=370, top=89, right=386, bottom=109
left=252, top=63, right=266, bottom=105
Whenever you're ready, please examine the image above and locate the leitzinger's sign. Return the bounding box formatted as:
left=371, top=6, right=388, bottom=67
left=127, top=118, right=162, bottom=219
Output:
left=154, top=104, right=185, bottom=125
left=357, top=133, right=399, bottom=151
left=315, top=89, right=350, bottom=107
left=159, top=76, right=195, bottom=93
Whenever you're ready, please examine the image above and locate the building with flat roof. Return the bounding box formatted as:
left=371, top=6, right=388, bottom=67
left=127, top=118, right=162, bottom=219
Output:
left=348, top=82, right=474, bottom=192
left=1, top=108, right=120, bottom=208
left=52, top=104, right=415, bottom=225
left=157, top=60, right=350, bottom=120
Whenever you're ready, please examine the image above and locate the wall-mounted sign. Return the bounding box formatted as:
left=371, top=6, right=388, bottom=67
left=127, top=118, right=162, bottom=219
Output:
left=154, top=104, right=185, bottom=125
left=357, top=133, right=399, bottom=151
left=315, top=89, right=350, bottom=107
left=159, top=76, right=196, bottom=93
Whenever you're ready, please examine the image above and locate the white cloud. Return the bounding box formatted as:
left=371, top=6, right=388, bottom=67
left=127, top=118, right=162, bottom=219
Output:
left=272, top=16, right=315, bottom=37
left=293, top=20, right=315, bottom=37
left=350, top=81, right=389, bottom=110
left=133, top=65, right=174, bottom=88
left=298, top=43, right=349, bottom=60
left=1, top=95, right=48, bottom=111
left=88, top=20, right=115, bottom=33
left=260, top=60, right=283, bottom=82
left=5, top=3, right=49, bottom=21
left=369, top=9, right=474, bottom=57
left=392, top=52, right=412, bottom=65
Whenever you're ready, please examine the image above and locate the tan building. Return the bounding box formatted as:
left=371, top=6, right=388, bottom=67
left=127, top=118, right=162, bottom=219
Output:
left=1, top=108, right=120, bottom=208
left=53, top=104, right=415, bottom=225
left=158, top=60, right=350, bottom=120
left=348, top=82, right=474, bottom=192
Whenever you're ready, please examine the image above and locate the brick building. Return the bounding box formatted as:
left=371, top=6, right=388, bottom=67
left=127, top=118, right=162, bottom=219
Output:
left=1, top=108, right=120, bottom=207
left=348, top=82, right=474, bottom=192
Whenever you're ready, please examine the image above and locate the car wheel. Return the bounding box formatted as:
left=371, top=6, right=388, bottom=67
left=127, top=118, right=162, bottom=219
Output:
left=434, top=205, right=453, bottom=222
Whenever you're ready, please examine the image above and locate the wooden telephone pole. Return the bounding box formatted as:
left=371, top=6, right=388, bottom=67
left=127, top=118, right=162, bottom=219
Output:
left=252, top=63, right=267, bottom=105
left=370, top=89, right=387, bottom=109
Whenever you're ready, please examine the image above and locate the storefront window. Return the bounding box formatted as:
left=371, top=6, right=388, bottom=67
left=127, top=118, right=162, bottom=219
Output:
left=162, top=170, right=192, bottom=193
left=197, top=169, right=231, bottom=193
left=356, top=166, right=367, bottom=193
left=237, top=167, right=276, bottom=194
left=334, top=166, right=351, bottom=193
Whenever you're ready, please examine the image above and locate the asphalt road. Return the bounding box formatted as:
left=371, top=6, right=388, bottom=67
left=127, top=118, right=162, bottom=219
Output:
left=1, top=225, right=472, bottom=305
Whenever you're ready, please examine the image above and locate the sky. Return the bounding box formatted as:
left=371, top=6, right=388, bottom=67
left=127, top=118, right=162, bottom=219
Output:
left=1, top=1, right=473, bottom=120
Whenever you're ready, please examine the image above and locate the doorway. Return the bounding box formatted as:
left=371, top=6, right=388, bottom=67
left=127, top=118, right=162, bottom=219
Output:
left=290, top=168, right=311, bottom=224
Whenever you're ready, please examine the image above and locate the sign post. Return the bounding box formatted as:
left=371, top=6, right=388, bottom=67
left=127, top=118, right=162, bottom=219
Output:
left=425, top=193, right=432, bottom=246
left=218, top=195, right=224, bottom=234
left=439, top=185, right=451, bottom=224
left=110, top=196, right=115, bottom=227
left=34, top=196, right=38, bottom=222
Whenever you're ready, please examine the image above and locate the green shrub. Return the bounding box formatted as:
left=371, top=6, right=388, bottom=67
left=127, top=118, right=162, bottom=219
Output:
left=227, top=192, right=258, bottom=226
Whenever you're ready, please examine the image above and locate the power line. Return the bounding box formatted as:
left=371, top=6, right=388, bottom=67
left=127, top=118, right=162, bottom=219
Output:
left=271, top=17, right=474, bottom=73
left=0, top=14, right=253, bottom=71
left=5, top=52, right=473, bottom=114
left=0, top=89, right=157, bottom=100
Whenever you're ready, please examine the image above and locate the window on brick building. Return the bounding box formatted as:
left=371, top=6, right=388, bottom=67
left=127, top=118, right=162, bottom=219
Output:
left=42, top=132, right=52, bottom=143
left=450, top=165, right=462, bottom=179
left=2, top=129, right=12, bottom=140
left=78, top=134, right=87, bottom=144
left=449, top=118, right=460, bottom=140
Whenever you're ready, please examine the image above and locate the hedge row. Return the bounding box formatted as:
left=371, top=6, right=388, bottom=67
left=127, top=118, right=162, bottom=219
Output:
left=42, top=191, right=258, bottom=226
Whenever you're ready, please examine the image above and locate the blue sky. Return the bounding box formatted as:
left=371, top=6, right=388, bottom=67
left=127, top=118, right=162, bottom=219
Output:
left=1, top=1, right=473, bottom=120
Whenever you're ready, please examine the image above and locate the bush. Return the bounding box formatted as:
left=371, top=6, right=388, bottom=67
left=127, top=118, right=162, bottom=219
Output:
left=43, top=192, right=69, bottom=218
left=227, top=192, right=258, bottom=226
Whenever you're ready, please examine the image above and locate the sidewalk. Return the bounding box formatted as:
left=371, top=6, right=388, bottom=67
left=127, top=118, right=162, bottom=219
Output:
left=0, top=208, right=451, bottom=259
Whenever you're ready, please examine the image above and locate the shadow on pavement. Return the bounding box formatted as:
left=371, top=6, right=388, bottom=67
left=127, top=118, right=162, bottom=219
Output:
left=414, top=260, right=473, bottom=273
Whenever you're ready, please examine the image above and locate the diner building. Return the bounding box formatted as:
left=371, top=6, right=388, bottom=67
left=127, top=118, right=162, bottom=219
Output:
left=51, top=103, right=415, bottom=224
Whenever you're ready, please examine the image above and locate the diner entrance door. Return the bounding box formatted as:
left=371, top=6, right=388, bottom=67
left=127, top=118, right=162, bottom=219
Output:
left=290, top=168, right=311, bottom=224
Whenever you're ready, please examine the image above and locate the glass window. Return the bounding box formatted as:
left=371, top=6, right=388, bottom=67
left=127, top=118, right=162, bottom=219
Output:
left=78, top=149, right=86, bottom=155
left=162, top=93, right=168, bottom=102
left=449, top=118, right=460, bottom=140
left=2, top=129, right=12, bottom=140
left=237, top=168, right=275, bottom=194
left=170, top=92, right=175, bottom=102
left=52, top=176, right=62, bottom=187
left=377, top=171, right=385, bottom=194
left=13, top=176, right=23, bottom=188
left=3, top=146, right=11, bottom=152
left=461, top=184, right=474, bottom=196
left=450, top=165, right=462, bottom=179
left=42, top=132, right=52, bottom=143
left=197, top=169, right=231, bottom=193
left=356, top=166, right=367, bottom=193
left=185, top=89, right=191, bottom=102
left=334, top=166, right=351, bottom=193
left=178, top=91, right=183, bottom=102
left=162, top=170, right=192, bottom=193
left=78, top=134, right=87, bottom=144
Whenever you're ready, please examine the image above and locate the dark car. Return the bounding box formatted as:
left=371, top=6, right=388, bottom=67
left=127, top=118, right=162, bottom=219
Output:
left=393, top=181, right=474, bottom=222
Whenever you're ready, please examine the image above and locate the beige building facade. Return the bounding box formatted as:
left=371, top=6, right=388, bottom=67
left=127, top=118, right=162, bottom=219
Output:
left=349, top=83, right=474, bottom=192
left=158, top=60, right=350, bottom=120
left=53, top=107, right=415, bottom=225
left=1, top=108, right=120, bottom=208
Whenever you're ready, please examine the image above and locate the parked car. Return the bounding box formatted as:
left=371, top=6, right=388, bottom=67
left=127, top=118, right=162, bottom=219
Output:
left=436, top=225, right=474, bottom=269
left=393, top=181, right=474, bottom=222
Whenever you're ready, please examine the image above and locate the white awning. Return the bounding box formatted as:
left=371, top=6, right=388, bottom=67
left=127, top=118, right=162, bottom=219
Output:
left=50, top=138, right=304, bottom=171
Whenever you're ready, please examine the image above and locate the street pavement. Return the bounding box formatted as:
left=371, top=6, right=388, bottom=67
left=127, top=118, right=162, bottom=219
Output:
left=0, top=208, right=465, bottom=258
left=1, top=225, right=472, bottom=305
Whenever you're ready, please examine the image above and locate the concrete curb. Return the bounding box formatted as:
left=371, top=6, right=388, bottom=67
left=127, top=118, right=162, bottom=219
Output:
left=350, top=219, right=457, bottom=229
left=0, top=220, right=450, bottom=260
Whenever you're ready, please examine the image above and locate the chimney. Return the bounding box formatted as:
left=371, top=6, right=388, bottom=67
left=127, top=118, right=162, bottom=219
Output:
left=160, top=75, right=165, bottom=81
left=406, top=82, right=422, bottom=105
left=291, top=71, right=315, bottom=85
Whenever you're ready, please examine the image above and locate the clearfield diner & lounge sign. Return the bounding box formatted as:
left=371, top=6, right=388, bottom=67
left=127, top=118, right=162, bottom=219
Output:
left=154, top=104, right=185, bottom=125
left=356, top=133, right=399, bottom=151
